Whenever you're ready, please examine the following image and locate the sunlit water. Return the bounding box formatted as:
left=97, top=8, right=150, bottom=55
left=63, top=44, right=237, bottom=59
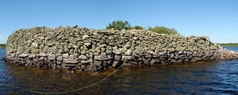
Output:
left=0, top=47, right=238, bottom=94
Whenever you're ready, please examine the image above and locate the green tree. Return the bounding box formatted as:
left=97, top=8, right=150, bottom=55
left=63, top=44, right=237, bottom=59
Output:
left=148, top=26, right=178, bottom=34
left=106, top=20, right=131, bottom=30
left=133, top=25, right=144, bottom=30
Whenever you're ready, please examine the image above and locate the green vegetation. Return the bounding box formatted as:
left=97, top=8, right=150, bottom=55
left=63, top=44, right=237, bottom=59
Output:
left=132, top=25, right=144, bottom=30
left=218, top=43, right=238, bottom=46
left=0, top=44, right=6, bottom=48
left=148, top=26, right=178, bottom=34
left=106, top=20, right=131, bottom=30
left=106, top=20, right=178, bottom=34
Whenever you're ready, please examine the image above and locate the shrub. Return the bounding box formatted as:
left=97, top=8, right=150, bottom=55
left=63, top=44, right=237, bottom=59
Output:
left=106, top=20, right=131, bottom=30
left=148, top=26, right=178, bottom=34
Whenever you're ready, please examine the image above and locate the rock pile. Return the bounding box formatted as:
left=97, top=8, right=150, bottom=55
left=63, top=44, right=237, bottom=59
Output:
left=5, top=25, right=238, bottom=71
left=218, top=48, right=238, bottom=60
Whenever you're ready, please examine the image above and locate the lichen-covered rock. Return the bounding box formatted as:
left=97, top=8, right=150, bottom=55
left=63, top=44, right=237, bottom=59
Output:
left=5, top=25, right=238, bottom=72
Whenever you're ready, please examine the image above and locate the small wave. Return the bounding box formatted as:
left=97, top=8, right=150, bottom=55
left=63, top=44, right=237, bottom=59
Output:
left=203, top=88, right=238, bottom=94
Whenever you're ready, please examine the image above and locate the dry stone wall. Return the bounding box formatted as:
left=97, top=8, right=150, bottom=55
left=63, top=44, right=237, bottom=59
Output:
left=5, top=25, right=226, bottom=71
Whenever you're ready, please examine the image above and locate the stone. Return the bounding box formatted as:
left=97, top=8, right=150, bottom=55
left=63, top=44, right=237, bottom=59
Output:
left=57, top=56, right=63, bottom=61
left=69, top=54, right=74, bottom=59
left=62, top=53, right=69, bottom=58
left=47, top=43, right=54, bottom=47
left=122, top=56, right=133, bottom=60
left=39, top=53, right=47, bottom=57
left=19, top=54, right=29, bottom=58
left=82, top=35, right=89, bottom=39
left=29, top=54, right=36, bottom=58
left=81, top=60, right=91, bottom=65
left=88, top=64, right=97, bottom=71
left=125, top=50, right=132, bottom=56
left=84, top=42, right=92, bottom=47
left=114, top=55, right=122, bottom=61
left=132, top=37, right=139, bottom=40
left=63, top=59, right=79, bottom=64
left=112, top=61, right=121, bottom=68
left=100, top=53, right=107, bottom=60
left=73, top=25, right=78, bottom=28
left=178, top=51, right=184, bottom=55
left=93, top=60, right=102, bottom=66
left=39, top=57, right=44, bottom=61
left=48, top=54, right=56, bottom=61
left=160, top=55, right=168, bottom=60
left=79, top=55, right=88, bottom=60
left=32, top=42, right=38, bottom=48
left=81, top=65, right=86, bottom=69
left=113, top=49, right=121, bottom=55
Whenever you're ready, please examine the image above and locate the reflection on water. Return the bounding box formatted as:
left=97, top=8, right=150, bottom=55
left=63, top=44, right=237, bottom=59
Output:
left=2, top=60, right=238, bottom=94
left=1, top=47, right=238, bottom=94
left=3, top=63, right=110, bottom=94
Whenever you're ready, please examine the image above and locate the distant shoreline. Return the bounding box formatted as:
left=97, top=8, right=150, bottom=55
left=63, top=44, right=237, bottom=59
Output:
left=218, top=43, right=238, bottom=46
left=0, top=44, right=6, bottom=48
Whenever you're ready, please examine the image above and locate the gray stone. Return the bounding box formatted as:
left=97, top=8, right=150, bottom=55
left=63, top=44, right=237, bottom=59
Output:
left=69, top=54, right=74, bottom=59
left=48, top=54, right=56, bottom=61
left=73, top=25, right=78, bottom=28
left=178, top=51, right=184, bottom=55
left=47, top=43, right=54, bottom=47
left=122, top=56, right=133, bottom=60
left=62, top=53, right=69, bottom=58
left=94, top=53, right=112, bottom=61
left=133, top=37, right=139, bottom=40
left=88, top=64, right=97, bottom=71
left=114, top=55, right=122, bottom=61
left=112, top=61, right=121, bottom=68
left=78, top=55, right=88, bottom=60
left=81, top=60, right=91, bottom=65
left=82, top=35, right=89, bottom=39
left=94, top=55, right=101, bottom=60
left=113, top=49, right=121, bottom=55
left=19, top=54, right=29, bottom=58
left=57, top=56, right=63, bottom=61
left=125, top=50, right=132, bottom=56
left=160, top=55, right=168, bottom=60
left=84, top=42, right=92, bottom=47
left=81, top=65, right=86, bottom=69
left=39, top=57, right=44, bottom=61
left=32, top=42, right=38, bottom=48
left=93, top=59, right=102, bottom=66
left=63, top=59, right=79, bottom=64
left=39, top=53, right=47, bottom=57
left=29, top=54, right=36, bottom=58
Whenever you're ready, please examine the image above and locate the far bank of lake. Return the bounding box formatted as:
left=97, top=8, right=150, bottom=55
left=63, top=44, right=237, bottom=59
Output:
left=218, top=43, right=238, bottom=46
left=0, top=44, right=6, bottom=48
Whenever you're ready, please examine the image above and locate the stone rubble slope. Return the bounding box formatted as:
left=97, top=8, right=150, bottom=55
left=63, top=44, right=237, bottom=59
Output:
left=5, top=25, right=238, bottom=71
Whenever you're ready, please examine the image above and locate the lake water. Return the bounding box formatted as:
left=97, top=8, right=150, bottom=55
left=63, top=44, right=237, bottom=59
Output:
left=0, top=47, right=238, bottom=94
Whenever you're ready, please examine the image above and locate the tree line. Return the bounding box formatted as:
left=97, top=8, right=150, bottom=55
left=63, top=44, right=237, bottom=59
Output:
left=106, top=20, right=178, bottom=34
left=218, top=43, right=238, bottom=46
left=0, top=44, right=6, bottom=48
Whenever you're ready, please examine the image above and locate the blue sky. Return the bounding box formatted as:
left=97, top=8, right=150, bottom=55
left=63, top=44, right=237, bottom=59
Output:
left=0, top=0, right=237, bottom=43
